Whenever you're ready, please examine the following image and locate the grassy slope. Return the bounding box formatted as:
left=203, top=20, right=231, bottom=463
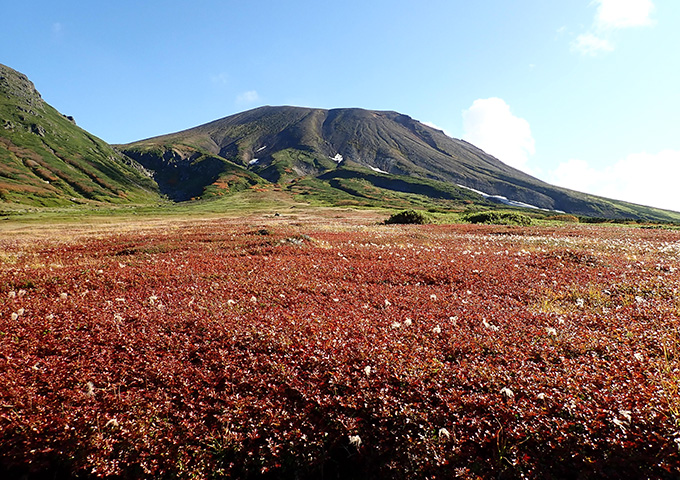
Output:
left=119, top=142, right=265, bottom=202
left=0, top=64, right=161, bottom=208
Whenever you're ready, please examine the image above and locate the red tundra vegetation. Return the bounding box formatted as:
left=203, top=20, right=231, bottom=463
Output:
left=1, top=214, right=679, bottom=479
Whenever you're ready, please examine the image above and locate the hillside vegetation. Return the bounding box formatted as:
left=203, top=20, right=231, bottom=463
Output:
left=0, top=64, right=160, bottom=208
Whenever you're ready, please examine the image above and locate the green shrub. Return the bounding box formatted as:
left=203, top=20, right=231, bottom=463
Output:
left=384, top=209, right=432, bottom=225
left=464, top=211, right=532, bottom=226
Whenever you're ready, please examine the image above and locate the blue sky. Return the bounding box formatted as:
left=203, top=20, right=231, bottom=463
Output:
left=3, top=0, right=679, bottom=211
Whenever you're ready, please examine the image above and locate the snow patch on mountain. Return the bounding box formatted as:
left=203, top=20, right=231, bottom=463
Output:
left=457, top=184, right=563, bottom=212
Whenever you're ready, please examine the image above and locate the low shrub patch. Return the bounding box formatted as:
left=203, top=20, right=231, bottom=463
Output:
left=384, top=209, right=432, bottom=225
left=464, top=210, right=532, bottom=226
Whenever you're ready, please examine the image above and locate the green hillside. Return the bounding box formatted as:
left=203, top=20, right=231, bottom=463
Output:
left=0, top=64, right=160, bottom=208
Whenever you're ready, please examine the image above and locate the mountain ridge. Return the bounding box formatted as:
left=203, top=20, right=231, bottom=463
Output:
left=0, top=63, right=160, bottom=207
left=120, top=105, right=680, bottom=221
left=1, top=63, right=679, bottom=222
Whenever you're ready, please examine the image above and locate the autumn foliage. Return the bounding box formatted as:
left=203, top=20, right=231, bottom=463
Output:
left=1, top=217, right=679, bottom=479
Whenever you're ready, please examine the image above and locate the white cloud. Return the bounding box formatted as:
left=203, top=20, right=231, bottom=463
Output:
left=422, top=121, right=453, bottom=138
left=572, top=0, right=655, bottom=56
left=236, top=90, right=261, bottom=105
left=595, top=0, right=655, bottom=29
left=462, top=98, right=535, bottom=172
left=571, top=32, right=614, bottom=56
left=210, top=72, right=229, bottom=85
left=550, top=158, right=603, bottom=193
left=549, top=150, right=680, bottom=211
left=51, top=22, right=64, bottom=38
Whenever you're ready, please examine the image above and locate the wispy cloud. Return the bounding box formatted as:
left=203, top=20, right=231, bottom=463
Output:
left=51, top=22, right=64, bottom=39
left=210, top=72, right=230, bottom=86
left=571, top=32, right=614, bottom=56
left=548, top=150, right=680, bottom=211
left=236, top=90, right=261, bottom=105
left=462, top=98, right=535, bottom=172
left=572, top=0, right=655, bottom=56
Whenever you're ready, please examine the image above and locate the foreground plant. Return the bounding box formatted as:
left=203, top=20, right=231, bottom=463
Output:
left=0, top=220, right=679, bottom=479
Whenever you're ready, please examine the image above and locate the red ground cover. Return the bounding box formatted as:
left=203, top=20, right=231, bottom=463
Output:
left=1, top=218, right=679, bottom=479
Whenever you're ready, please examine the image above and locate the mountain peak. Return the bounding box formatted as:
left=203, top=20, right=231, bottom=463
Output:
left=0, top=64, right=44, bottom=110
left=117, top=105, right=680, bottom=220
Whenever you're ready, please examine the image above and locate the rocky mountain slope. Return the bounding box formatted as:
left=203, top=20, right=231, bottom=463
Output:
left=0, top=63, right=160, bottom=207
left=121, top=105, right=680, bottom=221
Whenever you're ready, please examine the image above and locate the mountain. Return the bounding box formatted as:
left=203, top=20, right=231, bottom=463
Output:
left=121, top=105, right=680, bottom=221
left=2, top=63, right=678, bottom=222
left=0, top=64, right=160, bottom=207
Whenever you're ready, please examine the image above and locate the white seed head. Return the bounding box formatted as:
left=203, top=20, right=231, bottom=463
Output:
left=433, top=325, right=442, bottom=334
left=364, top=366, right=371, bottom=376
left=438, top=427, right=451, bottom=439
left=612, top=418, right=626, bottom=431
left=483, top=319, right=499, bottom=331
left=619, top=409, right=632, bottom=424
left=349, top=435, right=362, bottom=447
left=404, top=318, right=412, bottom=326
left=105, top=418, right=119, bottom=428
left=501, top=387, right=514, bottom=399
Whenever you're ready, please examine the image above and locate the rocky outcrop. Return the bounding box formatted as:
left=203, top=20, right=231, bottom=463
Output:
left=0, top=64, right=44, bottom=109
